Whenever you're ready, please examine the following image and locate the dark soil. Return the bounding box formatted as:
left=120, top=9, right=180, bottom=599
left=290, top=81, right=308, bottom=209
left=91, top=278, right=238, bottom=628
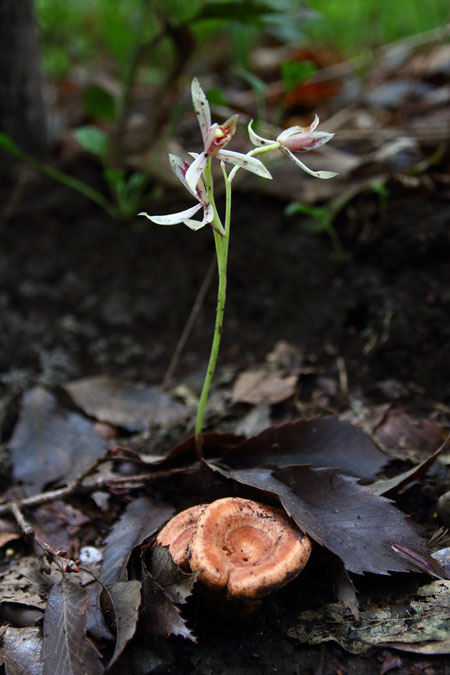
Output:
left=1, top=166, right=449, bottom=674
left=1, top=173, right=449, bottom=404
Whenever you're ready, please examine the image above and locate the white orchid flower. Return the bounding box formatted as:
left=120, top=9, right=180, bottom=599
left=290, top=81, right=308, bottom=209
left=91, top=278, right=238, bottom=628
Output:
left=139, top=154, right=225, bottom=234
left=185, top=77, right=272, bottom=192
left=248, top=115, right=337, bottom=179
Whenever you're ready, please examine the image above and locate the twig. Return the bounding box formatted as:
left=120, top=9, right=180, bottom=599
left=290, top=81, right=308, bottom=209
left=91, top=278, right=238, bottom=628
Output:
left=9, top=502, right=34, bottom=536
left=161, top=254, right=216, bottom=391
left=9, top=502, right=79, bottom=574
left=0, top=466, right=192, bottom=516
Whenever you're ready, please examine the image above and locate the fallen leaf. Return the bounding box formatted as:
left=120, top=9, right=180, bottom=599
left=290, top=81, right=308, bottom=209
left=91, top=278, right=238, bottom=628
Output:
left=0, top=556, right=49, bottom=610
left=375, top=409, right=447, bottom=461
left=222, top=416, right=387, bottom=480
left=9, top=387, right=108, bottom=495
left=371, top=442, right=448, bottom=496
left=234, top=403, right=271, bottom=437
left=102, top=580, right=141, bottom=667
left=208, top=463, right=432, bottom=575
left=100, top=497, right=174, bottom=586
left=232, top=369, right=298, bottom=405
left=64, top=376, right=188, bottom=432
left=0, top=530, right=21, bottom=548
left=140, top=545, right=197, bottom=641
left=146, top=544, right=197, bottom=605
left=42, top=579, right=104, bottom=674
left=1, top=603, right=44, bottom=628
left=30, top=501, right=90, bottom=555
left=288, top=580, right=450, bottom=654
left=85, top=586, right=114, bottom=643
left=0, top=626, right=44, bottom=675
left=0, top=519, right=20, bottom=548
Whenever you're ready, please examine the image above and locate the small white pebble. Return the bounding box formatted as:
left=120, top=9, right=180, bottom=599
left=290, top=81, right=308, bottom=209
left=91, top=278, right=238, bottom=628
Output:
left=79, top=546, right=103, bottom=564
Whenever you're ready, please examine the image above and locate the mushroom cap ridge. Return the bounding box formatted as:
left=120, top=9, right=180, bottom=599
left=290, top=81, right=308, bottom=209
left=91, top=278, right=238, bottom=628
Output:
left=188, top=497, right=312, bottom=599
left=156, top=504, right=207, bottom=570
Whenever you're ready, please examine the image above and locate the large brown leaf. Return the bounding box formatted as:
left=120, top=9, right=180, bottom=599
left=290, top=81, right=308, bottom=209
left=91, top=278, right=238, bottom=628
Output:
left=208, top=462, right=435, bottom=576
left=221, top=416, right=387, bottom=480
left=42, top=579, right=103, bottom=675
left=100, top=497, right=174, bottom=587
left=9, top=387, right=107, bottom=495
left=64, top=376, right=188, bottom=432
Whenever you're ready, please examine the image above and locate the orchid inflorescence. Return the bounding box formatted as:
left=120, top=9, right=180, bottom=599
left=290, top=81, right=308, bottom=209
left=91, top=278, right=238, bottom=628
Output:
left=139, top=77, right=336, bottom=452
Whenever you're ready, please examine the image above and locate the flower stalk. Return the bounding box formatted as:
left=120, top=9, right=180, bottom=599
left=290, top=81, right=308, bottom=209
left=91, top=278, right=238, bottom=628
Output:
left=139, top=78, right=336, bottom=455
left=194, top=160, right=232, bottom=453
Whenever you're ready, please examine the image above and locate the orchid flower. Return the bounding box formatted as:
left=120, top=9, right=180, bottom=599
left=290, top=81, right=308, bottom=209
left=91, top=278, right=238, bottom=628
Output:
left=248, top=115, right=337, bottom=179
left=139, top=153, right=225, bottom=234
left=185, top=77, right=272, bottom=193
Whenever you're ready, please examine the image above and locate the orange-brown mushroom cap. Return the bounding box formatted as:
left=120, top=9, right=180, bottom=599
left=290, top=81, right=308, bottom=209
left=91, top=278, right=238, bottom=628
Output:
left=188, top=497, right=312, bottom=599
left=155, top=504, right=207, bottom=570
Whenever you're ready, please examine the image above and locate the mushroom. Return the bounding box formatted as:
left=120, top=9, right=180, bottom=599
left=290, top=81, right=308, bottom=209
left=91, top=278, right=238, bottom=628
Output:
left=155, top=504, right=207, bottom=571
left=188, top=497, right=312, bottom=600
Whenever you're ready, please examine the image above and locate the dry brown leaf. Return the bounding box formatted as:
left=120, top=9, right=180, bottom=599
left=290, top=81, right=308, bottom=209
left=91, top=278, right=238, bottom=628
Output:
left=232, top=369, right=298, bottom=405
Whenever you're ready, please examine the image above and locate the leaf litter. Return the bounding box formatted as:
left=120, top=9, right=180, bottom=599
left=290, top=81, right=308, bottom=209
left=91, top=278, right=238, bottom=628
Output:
left=1, top=373, right=448, bottom=669
left=140, top=545, right=198, bottom=642
left=42, top=579, right=104, bottom=675
left=288, top=580, right=450, bottom=655
left=64, top=375, right=189, bottom=433
left=100, top=497, right=174, bottom=586
left=8, top=387, right=108, bottom=496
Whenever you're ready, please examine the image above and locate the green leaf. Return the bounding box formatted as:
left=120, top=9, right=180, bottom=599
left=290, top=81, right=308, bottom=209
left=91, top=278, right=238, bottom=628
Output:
left=205, top=88, right=230, bottom=107
left=285, top=202, right=327, bottom=220
left=235, top=68, right=266, bottom=97
left=82, top=83, right=116, bottom=121
left=281, top=60, right=316, bottom=93
left=0, top=132, right=19, bottom=153
left=73, top=126, right=109, bottom=160
left=104, top=168, right=125, bottom=190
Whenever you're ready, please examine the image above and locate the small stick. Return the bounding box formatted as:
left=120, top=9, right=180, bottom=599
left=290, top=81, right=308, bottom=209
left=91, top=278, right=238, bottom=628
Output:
left=0, top=466, right=192, bottom=516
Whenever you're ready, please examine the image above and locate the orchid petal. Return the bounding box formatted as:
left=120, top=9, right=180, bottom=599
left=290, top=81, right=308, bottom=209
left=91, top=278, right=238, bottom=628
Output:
left=281, top=147, right=338, bottom=179
left=277, top=129, right=335, bottom=153
left=216, top=149, right=272, bottom=180
left=138, top=203, right=203, bottom=225
left=307, top=114, right=320, bottom=132
left=168, top=153, right=195, bottom=196
left=185, top=152, right=208, bottom=193
left=170, top=152, right=209, bottom=204
left=191, top=77, right=211, bottom=144
left=196, top=178, right=209, bottom=205
left=247, top=120, right=274, bottom=147
left=183, top=203, right=215, bottom=232
left=182, top=218, right=208, bottom=231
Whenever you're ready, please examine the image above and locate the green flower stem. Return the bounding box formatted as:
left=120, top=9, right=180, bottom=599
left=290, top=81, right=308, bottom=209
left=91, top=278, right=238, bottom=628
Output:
left=228, top=142, right=280, bottom=183
left=195, top=159, right=232, bottom=455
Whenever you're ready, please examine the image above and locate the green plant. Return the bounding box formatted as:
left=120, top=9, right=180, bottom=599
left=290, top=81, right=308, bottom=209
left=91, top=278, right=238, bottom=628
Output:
left=139, top=77, right=336, bottom=453
left=0, top=128, right=152, bottom=221
left=284, top=202, right=345, bottom=260
left=0, top=132, right=119, bottom=219
left=304, top=0, right=449, bottom=54
left=73, top=126, right=152, bottom=219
